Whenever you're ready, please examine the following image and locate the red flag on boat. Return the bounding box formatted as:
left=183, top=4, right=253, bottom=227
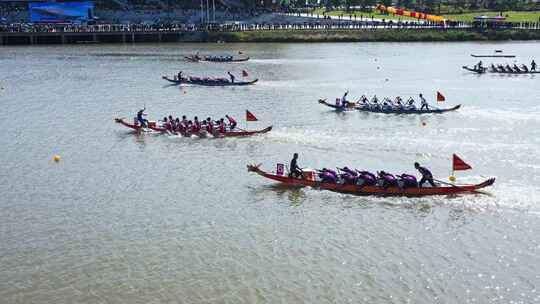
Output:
left=246, top=110, right=258, bottom=122
left=242, top=70, right=249, bottom=77
left=453, top=154, right=472, bottom=171
left=437, top=91, right=446, bottom=102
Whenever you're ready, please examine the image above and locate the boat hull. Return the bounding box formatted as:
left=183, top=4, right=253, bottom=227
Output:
left=184, top=56, right=250, bottom=63
left=471, top=54, right=516, bottom=58
left=115, top=118, right=271, bottom=137
left=247, top=165, right=495, bottom=197
left=319, top=100, right=461, bottom=114
left=462, top=66, right=487, bottom=74
left=162, top=76, right=258, bottom=86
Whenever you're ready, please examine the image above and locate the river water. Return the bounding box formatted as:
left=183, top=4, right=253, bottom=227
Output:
left=1, top=41, right=539, bottom=303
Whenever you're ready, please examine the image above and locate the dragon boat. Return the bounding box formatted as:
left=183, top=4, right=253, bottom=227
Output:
left=462, top=65, right=487, bottom=74
left=114, top=118, right=272, bottom=137
left=162, top=76, right=258, bottom=86
left=184, top=55, right=250, bottom=63
left=247, top=164, right=495, bottom=197
left=318, top=99, right=461, bottom=114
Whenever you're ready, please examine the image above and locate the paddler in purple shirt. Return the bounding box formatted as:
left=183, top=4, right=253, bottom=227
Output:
left=415, top=162, right=436, bottom=187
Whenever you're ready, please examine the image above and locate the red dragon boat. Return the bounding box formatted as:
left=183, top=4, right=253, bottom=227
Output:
left=115, top=118, right=272, bottom=138
left=247, top=164, right=495, bottom=197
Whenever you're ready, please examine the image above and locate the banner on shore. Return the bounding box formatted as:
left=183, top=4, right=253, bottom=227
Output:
left=376, top=4, right=445, bottom=23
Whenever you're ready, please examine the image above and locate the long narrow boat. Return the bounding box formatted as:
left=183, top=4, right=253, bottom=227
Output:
left=488, top=68, right=540, bottom=74
left=462, top=65, right=487, bottom=74
left=318, top=99, right=461, bottom=114
left=247, top=164, right=495, bottom=197
left=471, top=54, right=516, bottom=58
left=162, top=76, right=258, bottom=86
left=114, top=118, right=272, bottom=137
left=184, top=55, right=250, bottom=63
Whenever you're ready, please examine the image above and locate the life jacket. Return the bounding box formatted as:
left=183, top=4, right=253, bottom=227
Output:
left=341, top=167, right=357, bottom=176
left=358, top=171, right=376, bottom=185
left=380, top=173, right=398, bottom=187
left=323, top=169, right=337, bottom=178
left=400, top=174, right=418, bottom=188
left=319, top=172, right=337, bottom=183
left=206, top=123, right=213, bottom=133
left=219, top=122, right=226, bottom=133
left=341, top=173, right=357, bottom=184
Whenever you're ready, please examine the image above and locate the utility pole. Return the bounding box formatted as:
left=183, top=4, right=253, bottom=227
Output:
left=206, top=0, right=210, bottom=25
left=212, top=0, right=216, bottom=23
left=201, top=0, right=204, bottom=24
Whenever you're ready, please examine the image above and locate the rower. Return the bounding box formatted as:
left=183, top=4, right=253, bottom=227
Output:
left=288, top=153, right=302, bottom=179
left=174, top=118, right=181, bottom=131
left=136, top=107, right=148, bottom=127
left=419, top=94, right=429, bottom=111
left=531, top=60, right=537, bottom=71
left=193, top=116, right=201, bottom=133
left=395, top=96, right=404, bottom=109
left=168, top=115, right=175, bottom=130
left=476, top=60, right=483, bottom=70
left=177, top=71, right=182, bottom=80
left=339, top=167, right=358, bottom=185
left=399, top=174, right=418, bottom=189
left=371, top=95, right=380, bottom=109
left=357, top=170, right=377, bottom=187
left=378, top=171, right=398, bottom=190
left=414, top=162, right=436, bottom=187
left=342, top=91, right=349, bottom=107
left=225, top=115, right=237, bottom=130
left=218, top=118, right=226, bottom=133
left=360, top=95, right=368, bottom=104
left=227, top=72, right=235, bottom=83
left=162, top=117, right=169, bottom=129
left=180, top=115, right=187, bottom=129
left=318, top=168, right=338, bottom=183
left=206, top=117, right=214, bottom=133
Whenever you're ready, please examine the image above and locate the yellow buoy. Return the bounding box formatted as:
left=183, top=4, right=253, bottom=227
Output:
left=449, top=175, right=456, bottom=182
left=53, top=155, right=61, bottom=162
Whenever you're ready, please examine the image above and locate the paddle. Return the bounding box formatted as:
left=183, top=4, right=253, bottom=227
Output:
left=433, top=178, right=481, bottom=194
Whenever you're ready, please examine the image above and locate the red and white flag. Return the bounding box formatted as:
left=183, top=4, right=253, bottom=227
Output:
left=246, top=110, right=258, bottom=122
left=242, top=69, right=249, bottom=77
left=437, top=91, right=446, bottom=102
left=453, top=154, right=472, bottom=171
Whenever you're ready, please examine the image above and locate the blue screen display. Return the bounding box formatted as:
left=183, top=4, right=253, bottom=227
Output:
left=29, top=2, right=94, bottom=23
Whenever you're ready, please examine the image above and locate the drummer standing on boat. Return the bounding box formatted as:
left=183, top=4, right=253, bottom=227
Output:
left=419, top=94, right=429, bottom=110
left=136, top=107, right=148, bottom=127
left=532, top=60, right=537, bottom=71
left=415, top=162, right=436, bottom=187
left=227, top=72, right=235, bottom=83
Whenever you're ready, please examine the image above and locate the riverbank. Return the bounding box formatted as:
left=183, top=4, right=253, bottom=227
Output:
left=208, top=29, right=540, bottom=43
left=2, top=28, right=540, bottom=45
